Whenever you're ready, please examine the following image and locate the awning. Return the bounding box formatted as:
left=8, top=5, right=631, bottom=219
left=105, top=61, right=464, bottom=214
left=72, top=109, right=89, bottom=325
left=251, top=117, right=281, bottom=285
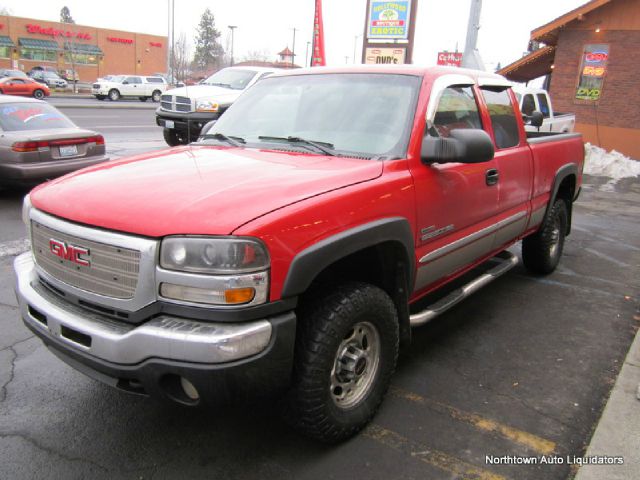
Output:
left=64, top=42, right=103, bottom=55
left=18, top=38, right=60, bottom=50
left=0, top=36, right=15, bottom=47
left=498, top=46, right=556, bottom=83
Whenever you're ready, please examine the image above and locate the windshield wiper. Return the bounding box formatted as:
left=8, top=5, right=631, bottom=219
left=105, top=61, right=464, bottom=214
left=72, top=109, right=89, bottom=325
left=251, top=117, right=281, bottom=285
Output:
left=201, top=133, right=245, bottom=147
left=205, top=82, right=232, bottom=88
left=258, top=136, right=338, bottom=156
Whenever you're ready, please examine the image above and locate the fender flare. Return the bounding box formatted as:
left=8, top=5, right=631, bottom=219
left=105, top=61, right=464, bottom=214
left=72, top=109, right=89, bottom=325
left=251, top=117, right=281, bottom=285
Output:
left=280, top=217, right=415, bottom=298
left=544, top=163, right=578, bottom=233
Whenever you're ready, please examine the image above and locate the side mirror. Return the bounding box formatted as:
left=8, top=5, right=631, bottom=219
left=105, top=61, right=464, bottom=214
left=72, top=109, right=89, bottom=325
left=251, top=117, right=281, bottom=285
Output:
left=421, top=129, right=495, bottom=165
left=122, top=80, right=129, bottom=84
left=525, top=111, right=544, bottom=128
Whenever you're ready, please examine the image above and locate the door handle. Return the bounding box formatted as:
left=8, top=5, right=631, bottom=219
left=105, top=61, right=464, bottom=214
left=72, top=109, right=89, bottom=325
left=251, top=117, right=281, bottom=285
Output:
left=486, top=168, right=499, bottom=186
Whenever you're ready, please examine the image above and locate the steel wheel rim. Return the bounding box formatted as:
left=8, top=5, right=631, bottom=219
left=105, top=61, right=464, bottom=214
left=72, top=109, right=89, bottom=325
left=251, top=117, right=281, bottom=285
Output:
left=330, top=321, right=381, bottom=409
left=549, top=217, right=561, bottom=258
left=34, top=91, right=43, bottom=99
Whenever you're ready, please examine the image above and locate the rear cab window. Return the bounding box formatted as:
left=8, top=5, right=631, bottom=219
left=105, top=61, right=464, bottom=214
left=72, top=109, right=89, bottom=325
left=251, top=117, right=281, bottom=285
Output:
left=536, top=93, right=550, bottom=118
left=479, top=87, right=521, bottom=149
left=146, top=77, right=164, bottom=83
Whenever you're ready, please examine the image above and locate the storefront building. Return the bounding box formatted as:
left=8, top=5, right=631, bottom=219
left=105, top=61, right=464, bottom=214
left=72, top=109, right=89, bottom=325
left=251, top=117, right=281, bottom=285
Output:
left=499, top=0, right=640, bottom=159
left=0, top=15, right=167, bottom=81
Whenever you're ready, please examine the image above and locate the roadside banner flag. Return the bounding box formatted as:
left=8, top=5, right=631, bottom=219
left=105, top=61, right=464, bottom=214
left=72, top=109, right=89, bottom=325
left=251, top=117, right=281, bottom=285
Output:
left=312, top=0, right=326, bottom=66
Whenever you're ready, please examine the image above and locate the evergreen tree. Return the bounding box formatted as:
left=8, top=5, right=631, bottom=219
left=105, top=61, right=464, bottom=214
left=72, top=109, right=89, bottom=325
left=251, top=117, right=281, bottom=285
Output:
left=193, top=8, right=224, bottom=70
left=60, top=6, right=74, bottom=23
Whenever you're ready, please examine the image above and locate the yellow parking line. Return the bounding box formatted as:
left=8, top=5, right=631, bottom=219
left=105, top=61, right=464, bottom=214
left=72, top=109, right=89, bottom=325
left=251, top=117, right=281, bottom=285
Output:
left=389, top=387, right=556, bottom=456
left=365, top=424, right=509, bottom=480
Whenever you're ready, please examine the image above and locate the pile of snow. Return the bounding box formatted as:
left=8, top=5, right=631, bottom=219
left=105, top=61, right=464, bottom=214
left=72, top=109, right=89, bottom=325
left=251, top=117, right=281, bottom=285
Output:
left=584, top=143, right=640, bottom=180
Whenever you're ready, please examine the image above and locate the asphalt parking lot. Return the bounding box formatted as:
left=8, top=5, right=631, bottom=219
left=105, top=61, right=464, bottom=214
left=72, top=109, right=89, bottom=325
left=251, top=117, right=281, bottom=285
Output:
left=0, top=173, right=638, bottom=480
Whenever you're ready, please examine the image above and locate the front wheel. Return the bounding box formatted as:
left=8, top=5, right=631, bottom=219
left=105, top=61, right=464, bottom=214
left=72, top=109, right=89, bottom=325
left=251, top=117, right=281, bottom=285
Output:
left=33, top=89, right=45, bottom=99
left=163, top=128, right=189, bottom=146
left=285, top=282, right=399, bottom=443
left=522, top=199, right=568, bottom=274
left=108, top=89, right=120, bottom=101
left=151, top=90, right=162, bottom=102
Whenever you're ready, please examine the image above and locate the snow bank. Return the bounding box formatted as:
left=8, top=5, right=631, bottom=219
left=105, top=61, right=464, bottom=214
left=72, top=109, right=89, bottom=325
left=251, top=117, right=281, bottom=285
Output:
left=584, top=143, right=640, bottom=180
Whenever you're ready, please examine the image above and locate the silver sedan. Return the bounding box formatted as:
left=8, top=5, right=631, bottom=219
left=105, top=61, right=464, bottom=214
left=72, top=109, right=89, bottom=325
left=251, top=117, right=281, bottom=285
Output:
left=0, top=96, right=109, bottom=187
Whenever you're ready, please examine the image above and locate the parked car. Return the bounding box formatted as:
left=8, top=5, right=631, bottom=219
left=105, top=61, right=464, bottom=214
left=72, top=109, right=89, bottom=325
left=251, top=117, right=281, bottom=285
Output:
left=0, top=96, right=108, bottom=187
left=59, top=69, right=80, bottom=83
left=512, top=86, right=575, bottom=133
left=0, top=69, right=29, bottom=79
left=28, top=65, right=58, bottom=75
left=0, top=77, right=50, bottom=99
left=13, top=66, right=585, bottom=442
left=91, top=75, right=168, bottom=102
left=156, top=66, right=277, bottom=146
left=30, top=71, right=68, bottom=89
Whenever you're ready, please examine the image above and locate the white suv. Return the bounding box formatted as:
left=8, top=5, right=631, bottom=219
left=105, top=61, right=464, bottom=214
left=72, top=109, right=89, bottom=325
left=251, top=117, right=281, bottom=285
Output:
left=92, top=75, right=168, bottom=102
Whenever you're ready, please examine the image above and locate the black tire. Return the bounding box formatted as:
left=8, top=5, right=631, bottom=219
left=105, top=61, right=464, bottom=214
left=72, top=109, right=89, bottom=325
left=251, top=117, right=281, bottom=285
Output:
left=522, top=199, right=568, bottom=274
left=139, top=96, right=148, bottom=102
left=151, top=90, right=162, bottom=102
left=108, top=89, right=120, bottom=101
left=32, top=89, right=45, bottom=99
left=163, top=128, right=189, bottom=146
left=95, top=95, right=106, bottom=101
left=285, top=282, right=399, bottom=443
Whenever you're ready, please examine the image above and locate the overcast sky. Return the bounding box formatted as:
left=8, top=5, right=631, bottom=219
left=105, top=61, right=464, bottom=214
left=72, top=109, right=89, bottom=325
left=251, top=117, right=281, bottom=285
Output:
left=1, top=0, right=587, bottom=70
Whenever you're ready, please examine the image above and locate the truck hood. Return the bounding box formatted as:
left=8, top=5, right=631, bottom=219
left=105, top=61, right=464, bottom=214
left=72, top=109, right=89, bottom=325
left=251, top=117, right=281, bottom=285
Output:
left=30, top=146, right=383, bottom=237
left=164, top=85, right=241, bottom=103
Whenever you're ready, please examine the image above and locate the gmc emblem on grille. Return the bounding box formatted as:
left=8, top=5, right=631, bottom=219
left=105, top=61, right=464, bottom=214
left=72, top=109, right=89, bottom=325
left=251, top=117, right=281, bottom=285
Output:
left=49, top=239, right=91, bottom=267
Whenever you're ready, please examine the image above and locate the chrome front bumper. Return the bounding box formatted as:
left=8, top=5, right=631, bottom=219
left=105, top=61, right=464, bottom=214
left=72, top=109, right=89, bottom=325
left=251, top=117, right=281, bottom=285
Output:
left=13, top=253, right=273, bottom=365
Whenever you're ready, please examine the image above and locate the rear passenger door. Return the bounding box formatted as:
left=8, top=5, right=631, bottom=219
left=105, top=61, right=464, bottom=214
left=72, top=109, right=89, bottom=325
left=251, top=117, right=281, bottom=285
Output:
left=478, top=83, right=533, bottom=249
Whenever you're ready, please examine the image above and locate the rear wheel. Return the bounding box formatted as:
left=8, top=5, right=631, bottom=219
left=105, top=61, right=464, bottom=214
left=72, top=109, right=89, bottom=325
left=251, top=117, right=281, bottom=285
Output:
left=522, top=199, right=568, bottom=274
left=139, top=96, right=148, bottom=102
left=108, top=89, right=120, bottom=101
left=151, top=90, right=162, bottom=102
left=33, top=89, right=45, bottom=99
left=285, top=282, right=399, bottom=443
left=163, top=128, right=189, bottom=146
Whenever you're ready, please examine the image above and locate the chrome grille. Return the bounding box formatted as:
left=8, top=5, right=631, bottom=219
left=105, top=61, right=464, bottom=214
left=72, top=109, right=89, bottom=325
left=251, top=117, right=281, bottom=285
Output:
left=160, top=94, right=193, bottom=113
left=31, top=221, right=141, bottom=299
left=92, top=83, right=100, bottom=88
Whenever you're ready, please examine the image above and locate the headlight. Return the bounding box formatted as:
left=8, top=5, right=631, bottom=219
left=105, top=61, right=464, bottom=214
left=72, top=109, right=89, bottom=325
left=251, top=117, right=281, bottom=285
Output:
left=195, top=99, right=219, bottom=112
left=160, top=237, right=269, bottom=274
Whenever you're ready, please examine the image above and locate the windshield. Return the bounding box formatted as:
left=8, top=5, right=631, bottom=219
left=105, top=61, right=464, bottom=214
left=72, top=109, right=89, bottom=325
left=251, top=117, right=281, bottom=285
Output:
left=203, top=69, right=257, bottom=90
left=0, top=103, right=76, bottom=131
left=205, top=73, right=421, bottom=159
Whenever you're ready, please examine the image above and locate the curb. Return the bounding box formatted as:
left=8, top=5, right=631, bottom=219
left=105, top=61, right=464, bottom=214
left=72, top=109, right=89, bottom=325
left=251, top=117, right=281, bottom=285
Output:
left=574, top=314, right=640, bottom=479
left=50, top=102, right=158, bottom=110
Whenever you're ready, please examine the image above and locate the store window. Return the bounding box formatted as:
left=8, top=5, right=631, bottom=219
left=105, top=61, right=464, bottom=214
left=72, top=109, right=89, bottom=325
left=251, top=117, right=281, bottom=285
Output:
left=64, top=53, right=97, bottom=65
left=0, top=46, right=9, bottom=58
left=20, top=48, right=57, bottom=62
left=480, top=87, right=520, bottom=149
left=575, top=44, right=609, bottom=101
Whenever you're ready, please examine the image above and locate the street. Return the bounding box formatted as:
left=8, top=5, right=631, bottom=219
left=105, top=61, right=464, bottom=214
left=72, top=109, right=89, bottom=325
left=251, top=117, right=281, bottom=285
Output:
left=0, top=108, right=638, bottom=479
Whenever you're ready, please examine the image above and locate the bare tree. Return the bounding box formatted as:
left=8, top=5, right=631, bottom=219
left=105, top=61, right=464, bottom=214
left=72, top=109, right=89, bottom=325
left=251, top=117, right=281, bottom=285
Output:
left=172, top=33, right=191, bottom=83
left=242, top=50, right=270, bottom=63
left=59, top=6, right=78, bottom=93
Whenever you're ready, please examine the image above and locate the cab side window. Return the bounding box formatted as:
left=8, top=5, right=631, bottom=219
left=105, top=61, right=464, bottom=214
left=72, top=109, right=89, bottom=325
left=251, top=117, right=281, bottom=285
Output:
left=430, top=86, right=482, bottom=138
left=125, top=76, right=142, bottom=84
left=536, top=93, right=550, bottom=118
left=521, top=94, right=535, bottom=116
left=480, top=87, right=520, bottom=149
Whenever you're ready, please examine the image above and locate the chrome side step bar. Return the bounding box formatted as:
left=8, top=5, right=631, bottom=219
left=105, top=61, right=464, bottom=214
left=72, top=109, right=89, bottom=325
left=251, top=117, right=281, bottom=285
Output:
left=409, top=251, right=519, bottom=327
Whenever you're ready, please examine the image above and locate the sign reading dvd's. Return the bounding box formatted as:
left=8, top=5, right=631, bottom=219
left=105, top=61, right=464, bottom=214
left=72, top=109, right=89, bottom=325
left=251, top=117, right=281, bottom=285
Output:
left=365, top=47, right=406, bottom=64
left=367, top=1, right=412, bottom=40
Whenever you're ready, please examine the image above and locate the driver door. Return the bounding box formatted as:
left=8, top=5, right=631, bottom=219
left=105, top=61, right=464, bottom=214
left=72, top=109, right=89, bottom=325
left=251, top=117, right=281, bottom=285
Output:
left=122, top=76, right=140, bottom=96
left=411, top=77, right=500, bottom=294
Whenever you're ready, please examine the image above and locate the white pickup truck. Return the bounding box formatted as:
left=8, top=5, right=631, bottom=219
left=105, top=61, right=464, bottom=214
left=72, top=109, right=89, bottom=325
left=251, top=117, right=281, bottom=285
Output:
left=92, top=75, right=168, bottom=102
left=512, top=86, right=575, bottom=133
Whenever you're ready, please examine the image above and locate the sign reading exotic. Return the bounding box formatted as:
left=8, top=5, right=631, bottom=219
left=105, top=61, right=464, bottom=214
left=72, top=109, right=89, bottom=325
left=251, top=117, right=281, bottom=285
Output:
left=364, top=47, right=406, bottom=64
left=367, top=0, right=412, bottom=40
left=575, top=44, right=609, bottom=101
left=437, top=51, right=463, bottom=67
left=26, top=24, right=91, bottom=40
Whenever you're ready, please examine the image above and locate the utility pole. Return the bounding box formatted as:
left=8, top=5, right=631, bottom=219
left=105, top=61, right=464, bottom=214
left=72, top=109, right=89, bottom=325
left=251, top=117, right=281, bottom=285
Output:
left=353, top=34, right=361, bottom=64
left=305, top=41, right=311, bottom=67
left=461, top=0, right=485, bottom=70
left=166, top=0, right=173, bottom=79
left=291, top=28, right=297, bottom=67
left=228, top=25, right=237, bottom=66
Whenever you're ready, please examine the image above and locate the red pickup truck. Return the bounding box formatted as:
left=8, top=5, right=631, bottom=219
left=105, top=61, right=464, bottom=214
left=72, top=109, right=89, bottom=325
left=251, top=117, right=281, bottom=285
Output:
left=13, top=66, right=584, bottom=443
